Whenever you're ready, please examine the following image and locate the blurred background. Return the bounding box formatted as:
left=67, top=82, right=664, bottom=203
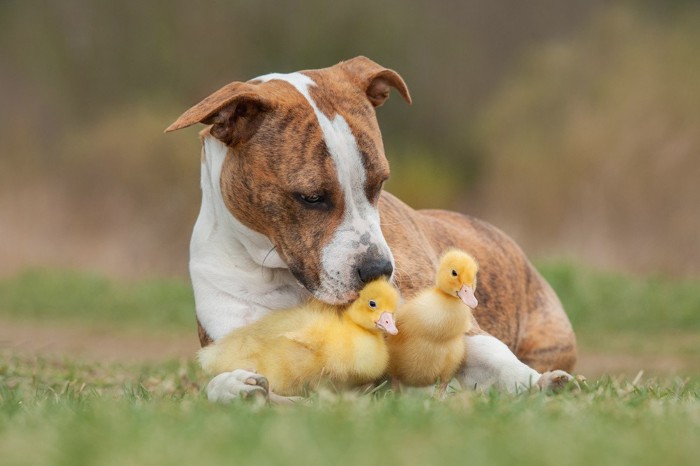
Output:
left=1, top=0, right=698, bottom=280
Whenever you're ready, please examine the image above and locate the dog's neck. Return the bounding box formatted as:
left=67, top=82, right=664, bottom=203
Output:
left=196, top=135, right=287, bottom=268
left=189, top=135, right=308, bottom=340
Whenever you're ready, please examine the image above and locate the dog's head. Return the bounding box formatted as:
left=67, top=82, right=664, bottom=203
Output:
left=167, top=57, right=411, bottom=304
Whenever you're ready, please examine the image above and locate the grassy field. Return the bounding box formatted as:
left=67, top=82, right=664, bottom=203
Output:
left=1, top=264, right=699, bottom=465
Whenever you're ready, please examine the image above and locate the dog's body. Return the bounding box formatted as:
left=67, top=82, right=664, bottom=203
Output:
left=167, top=57, right=576, bottom=400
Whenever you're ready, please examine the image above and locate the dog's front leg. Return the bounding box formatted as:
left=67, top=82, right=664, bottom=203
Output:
left=458, top=335, right=574, bottom=393
left=205, top=370, right=270, bottom=403
left=206, top=371, right=305, bottom=405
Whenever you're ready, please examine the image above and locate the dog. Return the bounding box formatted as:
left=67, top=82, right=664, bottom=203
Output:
left=166, top=57, right=576, bottom=401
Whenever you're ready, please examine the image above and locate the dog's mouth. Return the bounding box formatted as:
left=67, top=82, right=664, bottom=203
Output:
left=286, top=265, right=358, bottom=305
left=313, top=283, right=360, bottom=306
left=289, top=277, right=358, bottom=305
left=303, top=271, right=363, bottom=305
left=328, top=291, right=359, bottom=306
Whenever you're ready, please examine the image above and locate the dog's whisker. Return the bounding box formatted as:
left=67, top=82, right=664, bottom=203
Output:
left=261, top=246, right=277, bottom=275
left=379, top=220, right=412, bottom=226
left=391, top=266, right=408, bottom=285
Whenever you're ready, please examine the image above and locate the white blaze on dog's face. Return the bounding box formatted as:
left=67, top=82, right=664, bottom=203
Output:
left=255, top=71, right=393, bottom=303
left=166, top=57, right=412, bottom=304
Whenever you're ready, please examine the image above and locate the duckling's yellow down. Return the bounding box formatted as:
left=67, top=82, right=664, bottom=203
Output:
left=198, top=278, right=399, bottom=397
left=387, top=249, right=479, bottom=391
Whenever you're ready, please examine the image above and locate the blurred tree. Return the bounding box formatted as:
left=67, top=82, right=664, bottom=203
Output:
left=473, top=4, right=700, bottom=276
left=2, top=0, right=696, bottom=277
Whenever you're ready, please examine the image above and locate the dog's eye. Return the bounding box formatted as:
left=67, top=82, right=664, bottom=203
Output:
left=368, top=300, right=377, bottom=308
left=451, top=270, right=458, bottom=277
left=368, top=179, right=387, bottom=204
left=302, top=194, right=322, bottom=203
left=297, top=193, right=327, bottom=207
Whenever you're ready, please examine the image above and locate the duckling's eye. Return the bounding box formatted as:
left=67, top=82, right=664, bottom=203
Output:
left=451, top=270, right=458, bottom=277
left=368, top=300, right=377, bottom=308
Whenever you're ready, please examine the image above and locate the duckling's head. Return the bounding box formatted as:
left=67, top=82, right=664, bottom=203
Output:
left=346, top=278, right=399, bottom=335
left=436, top=249, right=479, bottom=308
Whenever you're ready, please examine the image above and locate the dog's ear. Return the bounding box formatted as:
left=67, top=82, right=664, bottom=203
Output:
left=165, top=82, right=273, bottom=146
left=340, top=56, right=412, bottom=107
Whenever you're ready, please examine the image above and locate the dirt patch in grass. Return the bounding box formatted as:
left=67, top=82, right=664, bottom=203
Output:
left=0, top=319, right=199, bottom=364
left=2, top=318, right=697, bottom=380
left=575, top=351, right=698, bottom=379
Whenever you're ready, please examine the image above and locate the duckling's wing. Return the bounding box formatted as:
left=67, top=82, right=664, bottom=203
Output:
left=281, top=330, right=321, bottom=352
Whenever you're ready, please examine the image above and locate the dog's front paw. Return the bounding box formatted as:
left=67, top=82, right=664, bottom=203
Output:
left=536, top=370, right=579, bottom=392
left=206, top=370, right=269, bottom=403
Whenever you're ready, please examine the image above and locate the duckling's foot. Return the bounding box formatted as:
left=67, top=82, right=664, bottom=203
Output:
left=433, top=381, right=450, bottom=400
left=206, top=370, right=270, bottom=403
left=536, top=370, right=579, bottom=393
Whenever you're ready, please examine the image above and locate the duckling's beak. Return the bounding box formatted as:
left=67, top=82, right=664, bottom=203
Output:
left=376, top=312, right=398, bottom=335
left=457, top=285, right=478, bottom=308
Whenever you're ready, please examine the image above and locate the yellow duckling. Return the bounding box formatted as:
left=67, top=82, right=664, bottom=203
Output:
left=387, top=249, right=479, bottom=396
left=198, top=278, right=399, bottom=397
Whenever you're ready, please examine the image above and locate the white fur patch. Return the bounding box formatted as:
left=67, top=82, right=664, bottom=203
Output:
left=205, top=370, right=268, bottom=403
left=257, top=72, right=394, bottom=303
left=458, top=335, right=541, bottom=393
left=190, top=136, right=309, bottom=340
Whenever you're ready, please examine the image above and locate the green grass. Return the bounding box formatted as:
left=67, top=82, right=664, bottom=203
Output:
left=0, top=355, right=698, bottom=466
left=0, top=268, right=195, bottom=331
left=3, top=263, right=699, bottom=335
left=540, top=262, right=700, bottom=365
left=1, top=265, right=699, bottom=465
left=539, top=262, right=700, bottom=334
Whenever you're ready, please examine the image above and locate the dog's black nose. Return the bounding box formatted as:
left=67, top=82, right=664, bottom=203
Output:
left=358, top=258, right=394, bottom=284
